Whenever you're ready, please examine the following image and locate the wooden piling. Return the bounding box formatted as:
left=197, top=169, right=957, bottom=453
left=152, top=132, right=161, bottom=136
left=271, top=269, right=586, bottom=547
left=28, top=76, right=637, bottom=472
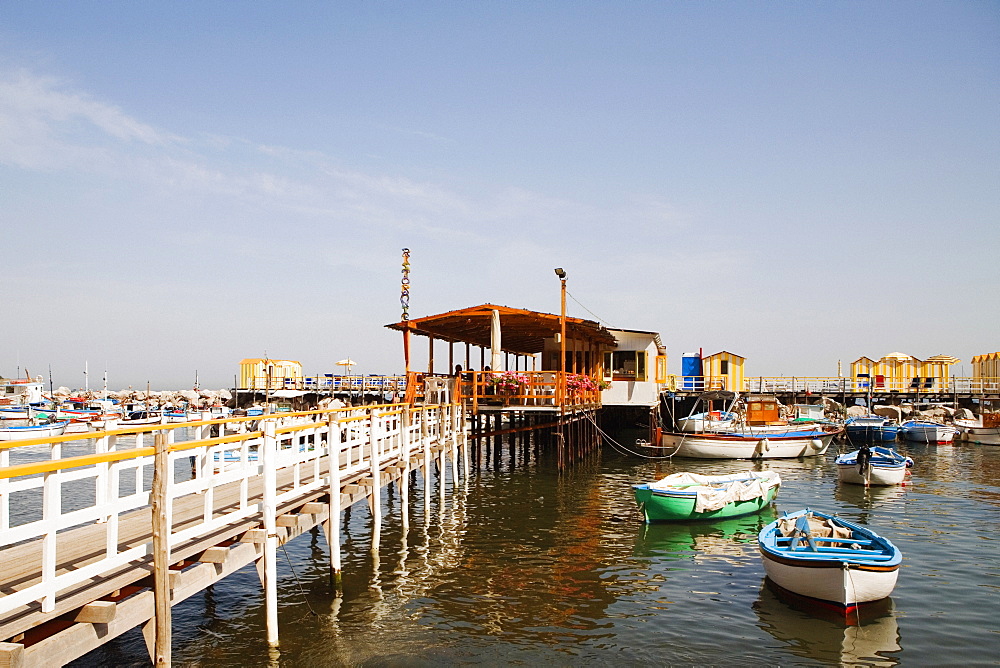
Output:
left=151, top=432, right=171, bottom=666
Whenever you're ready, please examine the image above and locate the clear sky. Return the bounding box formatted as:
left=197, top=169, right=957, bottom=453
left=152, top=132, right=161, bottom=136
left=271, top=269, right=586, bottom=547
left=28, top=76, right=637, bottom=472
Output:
left=1, top=1, right=997, bottom=389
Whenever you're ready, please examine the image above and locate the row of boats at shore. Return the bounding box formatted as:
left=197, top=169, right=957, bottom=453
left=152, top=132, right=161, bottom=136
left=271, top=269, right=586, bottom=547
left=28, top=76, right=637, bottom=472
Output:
left=630, top=393, right=995, bottom=614
left=0, top=401, right=239, bottom=441
left=655, top=393, right=999, bottom=460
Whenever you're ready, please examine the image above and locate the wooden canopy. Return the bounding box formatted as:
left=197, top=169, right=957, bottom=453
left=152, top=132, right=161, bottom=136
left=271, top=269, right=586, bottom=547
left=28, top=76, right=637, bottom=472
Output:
left=385, top=303, right=618, bottom=355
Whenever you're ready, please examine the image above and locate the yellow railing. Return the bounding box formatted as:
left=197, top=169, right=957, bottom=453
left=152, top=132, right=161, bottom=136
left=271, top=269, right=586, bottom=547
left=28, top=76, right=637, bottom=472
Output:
left=741, top=377, right=1000, bottom=394
left=240, top=375, right=406, bottom=392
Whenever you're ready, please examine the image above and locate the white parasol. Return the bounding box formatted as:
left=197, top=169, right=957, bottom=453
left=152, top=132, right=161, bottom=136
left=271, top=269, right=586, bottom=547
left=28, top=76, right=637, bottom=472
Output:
left=336, top=358, right=356, bottom=375
left=490, top=309, right=502, bottom=372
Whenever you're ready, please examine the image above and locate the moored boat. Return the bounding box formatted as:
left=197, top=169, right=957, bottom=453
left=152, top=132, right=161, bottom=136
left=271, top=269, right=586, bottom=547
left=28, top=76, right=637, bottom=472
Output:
left=899, top=420, right=955, bottom=444
left=0, top=420, right=70, bottom=441
left=758, top=509, right=901, bottom=611
left=633, top=470, right=781, bottom=522
left=954, top=414, right=1000, bottom=445
left=844, top=416, right=899, bottom=442
left=660, top=426, right=841, bottom=459
left=835, top=445, right=913, bottom=486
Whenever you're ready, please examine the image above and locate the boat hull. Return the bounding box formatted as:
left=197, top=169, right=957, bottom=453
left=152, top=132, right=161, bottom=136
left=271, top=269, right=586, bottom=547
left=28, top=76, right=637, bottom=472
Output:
left=661, top=429, right=838, bottom=459
left=0, top=421, right=70, bottom=441
left=955, top=423, right=1000, bottom=445
left=760, top=557, right=899, bottom=609
left=900, top=422, right=955, bottom=444
left=836, top=462, right=907, bottom=486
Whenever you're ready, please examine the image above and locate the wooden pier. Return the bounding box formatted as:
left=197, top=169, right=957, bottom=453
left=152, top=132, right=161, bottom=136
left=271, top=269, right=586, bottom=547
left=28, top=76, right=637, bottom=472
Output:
left=0, top=404, right=469, bottom=667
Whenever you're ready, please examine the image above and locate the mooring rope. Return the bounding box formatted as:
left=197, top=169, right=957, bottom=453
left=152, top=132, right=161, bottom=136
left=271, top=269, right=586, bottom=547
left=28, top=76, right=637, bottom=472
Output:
left=582, top=411, right=683, bottom=460
left=280, top=543, right=320, bottom=617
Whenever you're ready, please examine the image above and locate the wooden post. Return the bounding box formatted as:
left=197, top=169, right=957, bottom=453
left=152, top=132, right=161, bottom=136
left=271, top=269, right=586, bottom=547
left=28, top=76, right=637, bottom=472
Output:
left=326, top=414, right=343, bottom=590
left=261, top=419, right=279, bottom=646
left=401, top=408, right=411, bottom=530
left=151, top=432, right=171, bottom=666
left=438, top=406, right=447, bottom=509
left=421, top=408, right=431, bottom=520
left=449, top=405, right=459, bottom=487
left=369, top=410, right=382, bottom=550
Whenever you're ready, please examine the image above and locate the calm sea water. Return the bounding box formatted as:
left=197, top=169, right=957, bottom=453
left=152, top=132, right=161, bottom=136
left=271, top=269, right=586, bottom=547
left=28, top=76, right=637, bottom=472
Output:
left=46, top=428, right=1000, bottom=667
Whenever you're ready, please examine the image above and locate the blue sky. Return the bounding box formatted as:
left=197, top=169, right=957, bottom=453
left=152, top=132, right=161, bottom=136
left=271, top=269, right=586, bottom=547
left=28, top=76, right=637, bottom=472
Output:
left=1, top=1, right=997, bottom=389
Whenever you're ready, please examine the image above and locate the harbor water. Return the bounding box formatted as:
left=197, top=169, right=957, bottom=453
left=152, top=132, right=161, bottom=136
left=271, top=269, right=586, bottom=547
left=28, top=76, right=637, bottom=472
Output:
left=42, top=428, right=1000, bottom=666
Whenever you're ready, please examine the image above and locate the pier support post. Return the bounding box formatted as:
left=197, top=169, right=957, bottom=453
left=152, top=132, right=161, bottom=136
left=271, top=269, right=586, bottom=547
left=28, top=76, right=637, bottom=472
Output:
left=400, top=408, right=411, bottom=529
left=421, top=409, right=431, bottom=520
left=438, top=407, right=447, bottom=509
left=369, top=410, right=382, bottom=550
left=325, top=414, right=343, bottom=590
left=261, top=419, right=279, bottom=646
left=151, top=432, right=172, bottom=666
left=449, top=405, right=459, bottom=487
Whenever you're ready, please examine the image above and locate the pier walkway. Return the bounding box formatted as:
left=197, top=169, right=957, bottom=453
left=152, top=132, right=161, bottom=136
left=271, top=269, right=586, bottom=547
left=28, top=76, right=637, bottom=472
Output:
left=0, top=404, right=468, bottom=666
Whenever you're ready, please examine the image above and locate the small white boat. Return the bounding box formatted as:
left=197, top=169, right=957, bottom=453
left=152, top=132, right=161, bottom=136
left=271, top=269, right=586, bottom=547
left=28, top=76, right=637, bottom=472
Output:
left=835, top=445, right=913, bottom=486
left=899, top=420, right=956, bottom=444
left=758, top=509, right=901, bottom=611
left=0, top=421, right=70, bottom=441
left=954, top=414, right=1000, bottom=445
left=660, top=426, right=841, bottom=459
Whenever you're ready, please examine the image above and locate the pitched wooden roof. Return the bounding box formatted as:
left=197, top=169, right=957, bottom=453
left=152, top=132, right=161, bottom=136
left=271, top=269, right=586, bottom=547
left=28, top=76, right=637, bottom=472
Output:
left=385, top=303, right=618, bottom=355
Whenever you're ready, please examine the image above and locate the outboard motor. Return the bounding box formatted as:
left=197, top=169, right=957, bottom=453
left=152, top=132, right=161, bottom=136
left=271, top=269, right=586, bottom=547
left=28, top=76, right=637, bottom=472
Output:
left=857, top=443, right=872, bottom=476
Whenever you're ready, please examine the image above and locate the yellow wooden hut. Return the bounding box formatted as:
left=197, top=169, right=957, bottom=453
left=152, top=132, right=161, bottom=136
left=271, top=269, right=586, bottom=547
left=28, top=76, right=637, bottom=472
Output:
left=921, top=355, right=960, bottom=390
left=972, top=352, right=1000, bottom=379
left=702, top=351, right=745, bottom=392
left=851, top=352, right=958, bottom=392
left=238, top=358, right=303, bottom=390
left=850, top=356, right=877, bottom=390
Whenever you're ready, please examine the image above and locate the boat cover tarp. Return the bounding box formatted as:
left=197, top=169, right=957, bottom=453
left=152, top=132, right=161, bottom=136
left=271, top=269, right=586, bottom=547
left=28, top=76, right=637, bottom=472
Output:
left=648, top=470, right=779, bottom=513
left=776, top=514, right=852, bottom=540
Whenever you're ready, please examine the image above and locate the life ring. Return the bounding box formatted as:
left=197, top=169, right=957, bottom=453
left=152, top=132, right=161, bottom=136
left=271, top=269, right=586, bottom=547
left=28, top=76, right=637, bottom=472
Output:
left=667, top=376, right=677, bottom=392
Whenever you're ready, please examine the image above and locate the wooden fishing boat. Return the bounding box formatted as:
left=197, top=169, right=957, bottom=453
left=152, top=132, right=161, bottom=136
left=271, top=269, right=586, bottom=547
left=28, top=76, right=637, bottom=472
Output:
left=660, top=426, right=841, bottom=459
left=0, top=421, right=70, bottom=441
left=844, top=416, right=899, bottom=442
left=899, top=420, right=955, bottom=444
left=633, top=470, right=781, bottom=522
left=954, top=413, right=1000, bottom=445
left=835, top=445, right=912, bottom=486
left=758, top=509, right=901, bottom=611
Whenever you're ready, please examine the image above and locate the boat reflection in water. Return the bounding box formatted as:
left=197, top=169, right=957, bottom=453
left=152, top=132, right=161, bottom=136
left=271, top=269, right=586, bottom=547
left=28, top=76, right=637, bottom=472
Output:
left=835, top=479, right=908, bottom=510
left=754, top=579, right=901, bottom=667
left=633, top=511, right=776, bottom=565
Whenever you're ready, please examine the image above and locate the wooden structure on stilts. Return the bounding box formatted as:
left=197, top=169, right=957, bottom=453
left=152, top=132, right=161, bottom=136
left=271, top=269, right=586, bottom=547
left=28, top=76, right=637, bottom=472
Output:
left=385, top=302, right=616, bottom=469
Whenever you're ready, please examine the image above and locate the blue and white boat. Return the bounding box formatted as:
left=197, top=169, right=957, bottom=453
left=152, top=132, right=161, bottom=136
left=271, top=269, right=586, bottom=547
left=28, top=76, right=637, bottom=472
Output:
left=835, top=445, right=912, bottom=486
left=900, top=420, right=956, bottom=444
left=0, top=420, right=70, bottom=441
left=758, top=509, right=901, bottom=611
left=844, top=415, right=899, bottom=442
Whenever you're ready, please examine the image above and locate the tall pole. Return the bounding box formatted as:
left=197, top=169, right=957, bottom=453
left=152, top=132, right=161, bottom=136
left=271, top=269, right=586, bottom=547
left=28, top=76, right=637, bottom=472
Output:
left=560, top=276, right=567, bottom=410
left=554, top=268, right=568, bottom=469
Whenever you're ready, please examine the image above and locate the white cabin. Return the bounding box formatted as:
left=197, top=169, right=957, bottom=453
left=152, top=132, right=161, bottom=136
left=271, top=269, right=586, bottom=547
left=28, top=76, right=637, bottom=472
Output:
left=0, top=376, right=44, bottom=406
left=601, top=329, right=667, bottom=407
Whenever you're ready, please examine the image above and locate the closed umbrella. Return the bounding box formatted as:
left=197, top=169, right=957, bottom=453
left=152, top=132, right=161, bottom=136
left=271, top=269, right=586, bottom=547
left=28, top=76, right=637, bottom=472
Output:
left=490, top=310, right=502, bottom=371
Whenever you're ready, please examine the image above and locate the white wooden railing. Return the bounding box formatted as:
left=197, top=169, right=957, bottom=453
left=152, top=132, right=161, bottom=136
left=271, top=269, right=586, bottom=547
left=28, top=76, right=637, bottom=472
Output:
left=0, top=403, right=464, bottom=620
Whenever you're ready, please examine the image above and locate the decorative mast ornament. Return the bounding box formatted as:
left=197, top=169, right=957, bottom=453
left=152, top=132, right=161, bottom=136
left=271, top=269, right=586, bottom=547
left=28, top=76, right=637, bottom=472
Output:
left=400, top=248, right=411, bottom=321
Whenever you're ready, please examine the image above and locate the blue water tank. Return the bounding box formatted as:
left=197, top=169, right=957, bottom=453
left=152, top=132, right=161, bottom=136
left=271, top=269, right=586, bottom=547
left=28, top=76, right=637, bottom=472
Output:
left=682, top=353, right=702, bottom=390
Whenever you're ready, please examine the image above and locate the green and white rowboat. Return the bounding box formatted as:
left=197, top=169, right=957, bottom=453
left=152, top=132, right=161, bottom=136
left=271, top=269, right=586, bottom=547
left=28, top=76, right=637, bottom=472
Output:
left=633, top=470, right=781, bottom=522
